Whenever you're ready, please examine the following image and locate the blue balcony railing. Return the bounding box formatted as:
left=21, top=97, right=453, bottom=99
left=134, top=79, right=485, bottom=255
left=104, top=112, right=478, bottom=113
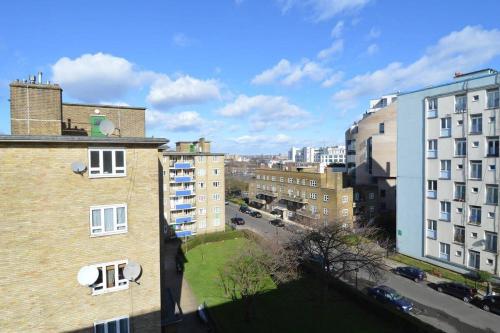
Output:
left=176, top=190, right=193, bottom=196
left=427, top=150, right=437, bottom=159
left=439, top=170, right=450, bottom=179
left=175, top=230, right=192, bottom=238
left=427, top=110, right=437, bottom=118
left=175, top=176, right=192, bottom=183
left=427, top=190, right=437, bottom=199
left=175, top=216, right=193, bottom=224
left=174, top=162, right=192, bottom=169
left=426, top=229, right=437, bottom=239
left=175, top=203, right=193, bottom=210
left=440, top=128, right=451, bottom=137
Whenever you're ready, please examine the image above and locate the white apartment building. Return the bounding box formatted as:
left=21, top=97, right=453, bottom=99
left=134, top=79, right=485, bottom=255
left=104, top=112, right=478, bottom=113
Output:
left=315, top=145, right=346, bottom=164
left=398, top=69, right=499, bottom=276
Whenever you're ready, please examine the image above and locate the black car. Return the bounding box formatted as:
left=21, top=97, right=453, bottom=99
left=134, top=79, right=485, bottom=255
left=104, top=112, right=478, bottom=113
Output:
left=239, top=206, right=251, bottom=214
left=250, top=211, right=262, bottom=218
left=367, top=285, right=414, bottom=313
left=478, top=295, right=500, bottom=314
left=270, top=209, right=281, bottom=216
left=393, top=266, right=427, bottom=282
left=269, top=219, right=284, bottom=227
left=435, top=282, right=477, bottom=302
left=230, top=217, right=245, bottom=225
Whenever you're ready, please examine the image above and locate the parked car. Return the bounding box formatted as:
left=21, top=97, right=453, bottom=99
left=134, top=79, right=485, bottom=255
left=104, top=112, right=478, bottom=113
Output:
left=225, top=201, right=229, bottom=205
left=477, top=295, right=500, bottom=314
left=434, top=282, right=477, bottom=302
left=270, top=209, right=281, bottom=216
left=393, top=266, right=427, bottom=282
left=230, top=217, right=245, bottom=225
left=239, top=206, right=251, bottom=214
left=250, top=211, right=262, bottom=218
left=367, top=285, right=414, bottom=313
left=269, top=219, right=285, bottom=227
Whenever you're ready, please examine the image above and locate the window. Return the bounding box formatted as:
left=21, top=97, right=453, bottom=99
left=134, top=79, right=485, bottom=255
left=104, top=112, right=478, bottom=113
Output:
left=256, top=175, right=260, bottom=180
left=92, top=260, right=128, bottom=295
left=457, top=119, right=463, bottom=126
left=288, top=177, right=293, bottom=183
left=212, top=181, right=221, bottom=188
left=472, top=141, right=480, bottom=148
left=280, top=177, right=284, bottom=182
left=440, top=117, right=451, bottom=137
left=455, top=95, right=467, bottom=112
left=198, top=208, right=206, bottom=215
left=473, top=94, right=479, bottom=102
left=212, top=156, right=219, bottom=162
left=368, top=192, right=375, bottom=200
left=380, top=189, right=386, bottom=198
left=488, top=212, right=496, bottom=218
left=323, top=208, right=328, bottom=215
left=94, top=316, right=129, bottom=333
left=487, top=89, right=499, bottom=108
left=198, top=182, right=205, bottom=189
left=197, top=169, right=206, bottom=176
left=212, top=193, right=221, bottom=201
left=213, top=218, right=221, bottom=226
left=454, top=183, right=465, bottom=201
left=90, top=204, right=127, bottom=236
left=469, top=161, right=482, bottom=180
left=453, top=226, right=465, bottom=244
left=198, top=195, right=206, bottom=202
left=490, top=116, right=496, bottom=123
left=470, top=114, right=483, bottom=134
left=89, top=149, right=126, bottom=177
left=427, top=140, right=437, bottom=158
left=456, top=251, right=462, bottom=257
left=487, top=137, right=499, bottom=157
left=439, top=243, right=450, bottom=261
left=471, top=232, right=478, bottom=239
left=469, top=206, right=481, bottom=225
left=487, top=259, right=494, bottom=265
left=213, top=207, right=221, bottom=214
left=486, top=185, right=498, bottom=205
left=456, top=207, right=463, bottom=214
left=301, top=179, right=306, bottom=185
left=440, top=201, right=451, bottom=221
left=457, top=163, right=463, bottom=170
left=427, top=220, right=437, bottom=239
left=270, top=176, right=276, bottom=182
left=256, top=184, right=261, bottom=189
left=472, top=187, right=479, bottom=194
left=309, top=192, right=317, bottom=199
left=379, top=122, right=385, bottom=134
left=354, top=192, right=360, bottom=201
left=212, top=169, right=220, bottom=176
left=489, top=164, right=496, bottom=171
left=342, top=209, right=348, bottom=217
left=198, top=219, right=207, bottom=229
left=455, top=139, right=466, bottom=156
left=485, top=232, right=498, bottom=252
left=310, top=180, right=317, bottom=187
left=440, top=160, right=451, bottom=179
left=296, top=178, right=300, bottom=184
left=428, top=98, right=438, bottom=111
left=342, top=195, right=348, bottom=203
left=468, top=250, right=480, bottom=269
left=427, top=180, right=437, bottom=199
left=323, top=194, right=329, bottom=202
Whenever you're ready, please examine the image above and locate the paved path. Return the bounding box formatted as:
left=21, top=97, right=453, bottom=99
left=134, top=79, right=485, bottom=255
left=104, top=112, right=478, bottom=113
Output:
left=226, top=203, right=500, bottom=333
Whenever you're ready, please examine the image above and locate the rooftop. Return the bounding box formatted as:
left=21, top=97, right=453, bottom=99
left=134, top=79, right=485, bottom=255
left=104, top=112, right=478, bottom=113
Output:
left=0, top=135, right=168, bottom=146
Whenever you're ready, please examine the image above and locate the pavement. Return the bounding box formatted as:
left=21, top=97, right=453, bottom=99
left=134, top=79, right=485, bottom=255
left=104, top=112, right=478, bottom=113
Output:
left=226, top=203, right=500, bottom=333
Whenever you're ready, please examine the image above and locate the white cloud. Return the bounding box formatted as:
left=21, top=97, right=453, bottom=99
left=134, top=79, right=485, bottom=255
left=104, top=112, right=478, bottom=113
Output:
left=146, top=110, right=205, bottom=132
left=317, top=39, right=344, bottom=60
left=147, top=75, right=220, bottom=109
left=252, top=59, right=330, bottom=86
left=52, top=52, right=156, bottom=102
left=172, top=33, right=193, bottom=47
left=278, top=0, right=371, bottom=21
left=366, top=43, right=379, bottom=56
left=331, top=21, right=344, bottom=38
left=321, top=71, right=344, bottom=87
left=333, top=26, right=500, bottom=109
left=367, top=27, right=381, bottom=39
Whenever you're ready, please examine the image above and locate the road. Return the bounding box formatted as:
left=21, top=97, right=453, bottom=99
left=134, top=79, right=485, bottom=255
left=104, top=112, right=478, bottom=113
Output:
left=225, top=203, right=500, bottom=333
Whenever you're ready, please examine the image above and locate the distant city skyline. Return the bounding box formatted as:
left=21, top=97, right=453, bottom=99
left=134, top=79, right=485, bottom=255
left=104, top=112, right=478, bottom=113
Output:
left=1, top=1, right=500, bottom=154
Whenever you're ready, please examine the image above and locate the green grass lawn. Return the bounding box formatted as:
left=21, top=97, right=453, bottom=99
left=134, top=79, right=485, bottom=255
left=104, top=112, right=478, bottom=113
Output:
left=184, top=238, right=410, bottom=333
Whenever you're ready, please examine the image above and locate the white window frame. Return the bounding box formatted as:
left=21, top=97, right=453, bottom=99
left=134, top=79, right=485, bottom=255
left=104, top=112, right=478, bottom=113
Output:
left=94, top=315, right=130, bottom=333
left=212, top=156, right=219, bottom=162
left=213, top=206, right=221, bottom=214
left=486, top=185, right=498, bottom=205
left=198, top=182, right=205, bottom=189
left=89, top=148, right=126, bottom=178
left=342, top=209, right=348, bottom=217
left=212, top=181, right=221, bottom=188
left=288, top=177, right=293, bottom=183
left=454, top=139, right=466, bottom=156
left=197, top=169, right=206, bottom=176
left=368, top=192, right=375, bottom=200
left=485, top=232, right=498, bottom=252
left=213, top=168, right=220, bottom=176
left=323, top=208, right=328, bottom=215
left=279, top=177, right=284, bottom=183
left=487, top=89, right=499, bottom=109
left=212, top=193, right=221, bottom=201
left=439, top=243, right=450, bottom=261
left=197, top=156, right=205, bottom=162
left=342, top=195, right=348, bottom=203
left=90, top=204, right=127, bottom=236
left=198, top=219, right=207, bottom=229
left=323, top=194, right=329, bottom=202
left=309, top=192, right=317, bottom=199
left=91, top=260, right=129, bottom=295
left=198, top=208, right=206, bottom=215
left=468, top=250, right=480, bottom=269
left=198, top=195, right=206, bottom=202
left=213, top=218, right=221, bottom=226
left=310, top=180, right=317, bottom=187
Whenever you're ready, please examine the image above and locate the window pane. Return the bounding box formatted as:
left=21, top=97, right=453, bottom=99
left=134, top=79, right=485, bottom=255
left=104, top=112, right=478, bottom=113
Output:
left=94, top=323, right=105, bottom=333
left=103, top=151, right=113, bottom=174
left=90, top=151, right=100, bottom=168
left=118, top=263, right=126, bottom=281
left=106, top=265, right=116, bottom=288
left=119, top=318, right=129, bottom=333
left=117, top=207, right=126, bottom=225
left=115, top=151, right=124, bottom=168
left=94, top=267, right=103, bottom=290
left=92, top=209, right=102, bottom=228
left=104, top=208, right=114, bottom=231
left=107, top=320, right=117, bottom=333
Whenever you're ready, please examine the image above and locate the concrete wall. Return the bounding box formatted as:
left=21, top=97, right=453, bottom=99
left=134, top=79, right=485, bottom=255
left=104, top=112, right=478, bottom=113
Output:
left=0, top=143, right=162, bottom=332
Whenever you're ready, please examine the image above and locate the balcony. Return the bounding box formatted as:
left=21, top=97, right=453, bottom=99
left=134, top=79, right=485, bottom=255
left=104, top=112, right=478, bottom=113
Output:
left=426, top=229, right=437, bottom=239
left=427, top=190, right=437, bottom=199
left=171, top=176, right=194, bottom=183
left=453, top=235, right=465, bottom=244
left=427, top=110, right=437, bottom=118
left=295, top=209, right=320, bottom=220
left=468, top=217, right=481, bottom=226
left=280, top=193, right=308, bottom=204
left=171, top=162, right=194, bottom=169
left=174, top=189, right=194, bottom=197
left=439, top=253, right=450, bottom=261
left=171, top=203, right=195, bottom=210
left=256, top=189, right=278, bottom=198
left=439, top=212, right=450, bottom=221
left=439, top=170, right=450, bottom=179
left=175, top=230, right=193, bottom=238
left=440, top=128, right=451, bottom=137
left=173, top=216, right=195, bottom=224
left=427, top=150, right=437, bottom=159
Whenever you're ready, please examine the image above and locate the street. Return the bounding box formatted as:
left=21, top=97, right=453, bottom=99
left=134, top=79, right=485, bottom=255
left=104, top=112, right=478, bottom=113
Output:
left=226, top=203, right=500, bottom=333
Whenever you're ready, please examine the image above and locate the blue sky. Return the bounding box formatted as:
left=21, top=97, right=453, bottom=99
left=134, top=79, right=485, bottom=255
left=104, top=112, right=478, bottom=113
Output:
left=1, top=0, right=500, bottom=154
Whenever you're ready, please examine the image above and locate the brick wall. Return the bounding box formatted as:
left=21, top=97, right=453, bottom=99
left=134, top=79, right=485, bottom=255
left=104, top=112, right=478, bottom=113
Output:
left=0, top=143, right=162, bottom=332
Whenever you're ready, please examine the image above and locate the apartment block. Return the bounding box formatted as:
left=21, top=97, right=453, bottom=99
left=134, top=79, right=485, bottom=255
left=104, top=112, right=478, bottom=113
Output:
left=248, top=166, right=353, bottom=227
left=0, top=76, right=167, bottom=332
left=398, top=69, right=500, bottom=276
left=161, top=138, right=225, bottom=237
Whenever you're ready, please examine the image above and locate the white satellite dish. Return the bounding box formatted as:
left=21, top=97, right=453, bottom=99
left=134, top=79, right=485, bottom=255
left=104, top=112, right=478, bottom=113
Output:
left=71, top=161, right=87, bottom=174
left=123, top=261, right=142, bottom=282
left=99, top=119, right=116, bottom=136
left=77, top=266, right=99, bottom=286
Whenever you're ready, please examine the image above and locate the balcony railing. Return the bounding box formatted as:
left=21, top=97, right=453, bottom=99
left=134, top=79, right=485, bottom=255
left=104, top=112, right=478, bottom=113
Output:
left=468, top=216, right=481, bottom=225
left=280, top=193, right=308, bottom=204
left=439, top=170, right=450, bottom=179
left=426, top=229, right=437, bottom=239
left=171, top=162, right=194, bottom=169
left=295, top=209, right=320, bottom=220
left=439, top=253, right=450, bottom=261
left=453, top=235, right=465, bottom=244
left=171, top=203, right=195, bottom=210
left=256, top=189, right=278, bottom=198
left=175, top=230, right=193, bottom=238
left=440, top=128, right=451, bottom=137
left=174, top=189, right=194, bottom=197
left=170, top=176, right=194, bottom=183
left=427, top=150, right=437, bottom=159
left=427, top=190, right=437, bottom=199
left=427, top=109, right=437, bottom=118
left=439, top=211, right=450, bottom=221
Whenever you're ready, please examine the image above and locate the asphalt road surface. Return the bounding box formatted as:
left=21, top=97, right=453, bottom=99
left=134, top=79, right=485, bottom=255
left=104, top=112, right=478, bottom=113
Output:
left=225, top=203, right=500, bottom=333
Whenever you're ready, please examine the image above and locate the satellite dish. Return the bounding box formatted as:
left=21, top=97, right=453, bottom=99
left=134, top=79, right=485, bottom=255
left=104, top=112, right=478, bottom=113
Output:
left=99, top=119, right=116, bottom=136
left=71, top=161, right=87, bottom=174
left=77, top=266, right=99, bottom=286
left=123, top=261, right=142, bottom=282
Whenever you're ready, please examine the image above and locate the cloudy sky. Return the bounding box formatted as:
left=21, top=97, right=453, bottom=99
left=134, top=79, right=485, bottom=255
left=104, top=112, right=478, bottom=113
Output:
left=1, top=0, right=500, bottom=154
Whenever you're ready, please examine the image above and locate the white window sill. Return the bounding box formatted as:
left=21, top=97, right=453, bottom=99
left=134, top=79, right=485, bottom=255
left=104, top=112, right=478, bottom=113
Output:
left=91, top=230, right=128, bottom=237
left=89, top=173, right=127, bottom=179
left=92, top=284, right=129, bottom=296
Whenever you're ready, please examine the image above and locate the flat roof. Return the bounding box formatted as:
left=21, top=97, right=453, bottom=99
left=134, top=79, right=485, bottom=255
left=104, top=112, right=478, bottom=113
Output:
left=62, top=102, right=146, bottom=110
left=162, top=151, right=224, bottom=156
left=0, top=135, right=168, bottom=146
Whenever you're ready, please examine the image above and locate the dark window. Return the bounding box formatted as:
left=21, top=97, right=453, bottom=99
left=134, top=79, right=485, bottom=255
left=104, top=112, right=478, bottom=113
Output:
left=115, top=151, right=124, bottom=168
left=103, top=151, right=113, bottom=174
left=379, top=123, right=385, bottom=134
left=380, top=189, right=386, bottom=198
